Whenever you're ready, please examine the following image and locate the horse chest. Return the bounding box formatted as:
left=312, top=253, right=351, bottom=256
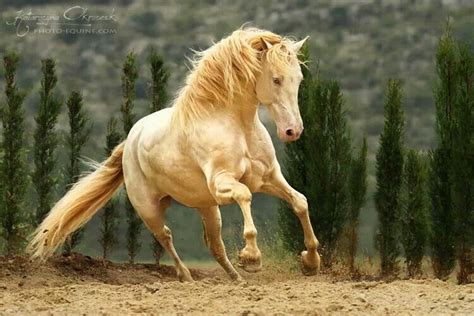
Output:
left=240, top=143, right=275, bottom=192
left=240, top=159, right=267, bottom=192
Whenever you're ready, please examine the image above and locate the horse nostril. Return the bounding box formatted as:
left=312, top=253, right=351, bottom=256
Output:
left=285, top=129, right=294, bottom=136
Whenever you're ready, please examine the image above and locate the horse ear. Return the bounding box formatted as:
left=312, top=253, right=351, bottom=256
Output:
left=260, top=37, right=273, bottom=50
left=292, top=36, right=309, bottom=52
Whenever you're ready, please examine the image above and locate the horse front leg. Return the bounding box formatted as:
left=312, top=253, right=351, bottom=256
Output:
left=260, top=166, right=320, bottom=275
left=210, top=173, right=262, bottom=273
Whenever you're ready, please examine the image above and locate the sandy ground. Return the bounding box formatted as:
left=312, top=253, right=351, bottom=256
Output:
left=0, top=254, right=473, bottom=315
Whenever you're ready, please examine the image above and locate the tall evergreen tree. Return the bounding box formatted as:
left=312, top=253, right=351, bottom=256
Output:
left=63, top=91, right=90, bottom=255
left=319, top=81, right=352, bottom=266
left=0, top=52, right=28, bottom=254
left=121, top=52, right=138, bottom=133
left=100, top=117, right=122, bottom=259
left=33, top=59, right=62, bottom=226
left=120, top=52, right=142, bottom=263
left=306, top=78, right=331, bottom=261
left=148, top=49, right=169, bottom=264
left=278, top=44, right=352, bottom=268
left=279, top=43, right=312, bottom=253
left=401, top=149, right=429, bottom=277
left=348, top=137, right=368, bottom=274
left=374, top=79, right=404, bottom=277
left=429, top=26, right=458, bottom=279
left=451, top=44, right=473, bottom=284
left=149, top=49, right=169, bottom=113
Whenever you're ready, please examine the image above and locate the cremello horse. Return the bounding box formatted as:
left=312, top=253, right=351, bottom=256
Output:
left=28, top=28, right=320, bottom=281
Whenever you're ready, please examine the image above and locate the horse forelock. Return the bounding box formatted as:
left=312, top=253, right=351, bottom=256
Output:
left=172, top=27, right=299, bottom=127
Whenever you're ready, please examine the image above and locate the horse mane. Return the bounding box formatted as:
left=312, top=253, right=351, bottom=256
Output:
left=172, top=27, right=300, bottom=127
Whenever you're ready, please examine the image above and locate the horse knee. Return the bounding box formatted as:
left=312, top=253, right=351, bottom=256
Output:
left=213, top=186, right=233, bottom=204
left=214, top=175, right=252, bottom=204
left=293, top=193, right=309, bottom=217
left=233, top=184, right=252, bottom=204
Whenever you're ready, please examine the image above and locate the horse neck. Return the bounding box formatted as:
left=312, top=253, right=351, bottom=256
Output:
left=227, top=88, right=260, bottom=131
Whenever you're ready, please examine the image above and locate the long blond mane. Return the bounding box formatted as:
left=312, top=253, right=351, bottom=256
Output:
left=172, top=27, right=300, bottom=126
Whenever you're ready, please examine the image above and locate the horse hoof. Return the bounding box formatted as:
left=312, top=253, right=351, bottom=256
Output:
left=238, top=256, right=262, bottom=273
left=300, top=250, right=320, bottom=276
left=178, top=274, right=194, bottom=282
left=178, top=269, right=194, bottom=282
left=233, top=275, right=246, bottom=284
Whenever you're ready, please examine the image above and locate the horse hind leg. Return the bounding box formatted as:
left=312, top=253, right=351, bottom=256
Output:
left=158, top=224, right=193, bottom=282
left=133, top=195, right=193, bottom=282
left=198, top=206, right=241, bottom=281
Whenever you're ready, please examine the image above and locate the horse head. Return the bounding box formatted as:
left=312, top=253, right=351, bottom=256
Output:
left=255, top=37, right=308, bottom=142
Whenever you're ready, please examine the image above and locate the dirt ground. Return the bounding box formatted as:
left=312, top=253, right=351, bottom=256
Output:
left=0, top=254, right=473, bottom=315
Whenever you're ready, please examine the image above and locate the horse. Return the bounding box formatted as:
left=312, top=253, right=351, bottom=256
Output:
left=27, top=27, right=321, bottom=282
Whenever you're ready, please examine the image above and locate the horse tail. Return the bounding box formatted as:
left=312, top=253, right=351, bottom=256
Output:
left=27, top=142, right=126, bottom=261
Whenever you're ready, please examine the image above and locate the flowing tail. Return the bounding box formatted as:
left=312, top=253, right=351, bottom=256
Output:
left=27, top=142, right=126, bottom=261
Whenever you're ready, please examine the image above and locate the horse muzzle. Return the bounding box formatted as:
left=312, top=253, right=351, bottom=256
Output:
left=278, top=125, right=304, bottom=142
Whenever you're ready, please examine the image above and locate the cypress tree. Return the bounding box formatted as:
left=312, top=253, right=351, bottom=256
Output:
left=429, top=26, right=458, bottom=279
left=306, top=78, right=330, bottom=261
left=121, top=52, right=138, bottom=133
left=374, top=79, right=404, bottom=277
left=451, top=44, right=473, bottom=284
left=401, top=149, right=429, bottom=277
left=348, top=137, right=368, bottom=274
left=287, top=79, right=351, bottom=267
left=278, top=44, right=352, bottom=269
left=319, top=81, right=351, bottom=267
left=278, top=43, right=312, bottom=253
left=0, top=52, right=28, bottom=254
left=120, top=52, right=142, bottom=263
left=149, top=49, right=169, bottom=113
left=63, top=91, right=90, bottom=255
left=148, top=49, right=169, bottom=264
left=100, top=117, right=122, bottom=259
left=33, top=59, right=62, bottom=225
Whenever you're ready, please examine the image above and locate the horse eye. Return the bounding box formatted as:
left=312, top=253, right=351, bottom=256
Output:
left=273, top=77, right=281, bottom=85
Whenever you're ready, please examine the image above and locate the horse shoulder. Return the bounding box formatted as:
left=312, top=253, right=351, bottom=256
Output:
left=188, top=118, right=247, bottom=180
left=247, top=121, right=277, bottom=167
